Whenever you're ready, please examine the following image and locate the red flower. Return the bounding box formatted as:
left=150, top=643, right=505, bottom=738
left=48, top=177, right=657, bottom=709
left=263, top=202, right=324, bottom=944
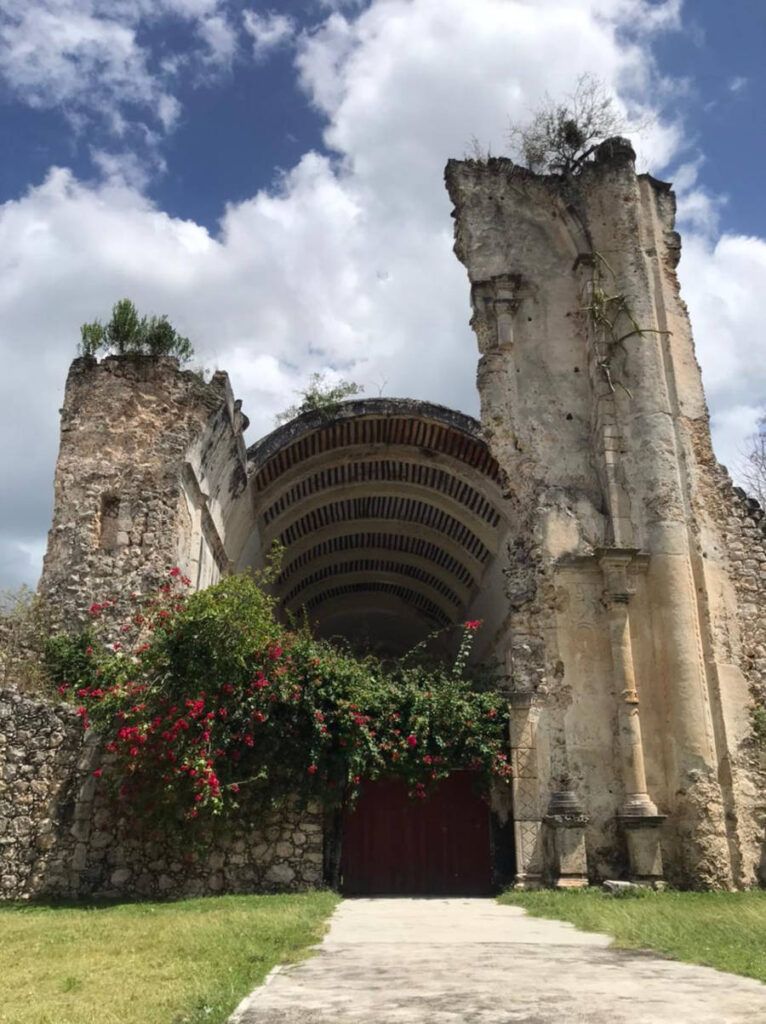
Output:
left=464, top=619, right=482, bottom=631
left=92, top=768, right=103, bottom=779
left=169, top=567, right=181, bottom=578
left=268, top=644, right=283, bottom=660
left=230, top=783, right=240, bottom=794
left=406, top=734, right=418, bottom=748
left=307, top=763, right=318, bottom=775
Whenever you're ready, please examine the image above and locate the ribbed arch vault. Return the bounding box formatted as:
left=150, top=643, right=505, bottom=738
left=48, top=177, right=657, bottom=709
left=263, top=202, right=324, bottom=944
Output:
left=243, top=399, right=509, bottom=656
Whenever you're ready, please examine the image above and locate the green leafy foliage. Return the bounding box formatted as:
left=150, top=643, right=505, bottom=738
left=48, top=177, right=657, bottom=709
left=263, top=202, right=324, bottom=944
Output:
left=0, top=586, right=56, bottom=692
left=44, top=572, right=510, bottom=826
left=276, top=373, right=363, bottom=424
left=79, top=299, right=194, bottom=363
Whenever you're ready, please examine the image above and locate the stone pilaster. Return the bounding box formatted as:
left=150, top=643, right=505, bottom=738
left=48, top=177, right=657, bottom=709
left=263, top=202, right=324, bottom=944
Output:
left=508, top=691, right=544, bottom=888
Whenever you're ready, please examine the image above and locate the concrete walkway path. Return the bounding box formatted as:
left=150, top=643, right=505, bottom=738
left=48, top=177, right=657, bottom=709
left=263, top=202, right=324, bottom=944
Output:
left=230, top=897, right=766, bottom=1024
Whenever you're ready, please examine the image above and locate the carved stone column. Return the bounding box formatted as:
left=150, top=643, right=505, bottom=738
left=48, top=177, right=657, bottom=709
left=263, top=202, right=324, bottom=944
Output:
left=508, top=691, right=543, bottom=888
left=599, top=548, right=666, bottom=881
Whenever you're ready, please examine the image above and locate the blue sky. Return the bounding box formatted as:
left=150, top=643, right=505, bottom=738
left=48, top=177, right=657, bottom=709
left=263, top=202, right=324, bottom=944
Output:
left=0, top=0, right=765, bottom=590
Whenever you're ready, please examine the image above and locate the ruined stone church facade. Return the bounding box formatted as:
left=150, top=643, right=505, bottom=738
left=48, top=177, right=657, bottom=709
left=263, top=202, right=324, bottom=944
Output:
left=2, top=138, right=764, bottom=897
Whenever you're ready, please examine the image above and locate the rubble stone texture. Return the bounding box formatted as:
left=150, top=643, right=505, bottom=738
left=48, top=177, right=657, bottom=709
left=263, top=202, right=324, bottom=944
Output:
left=0, top=138, right=764, bottom=897
left=0, top=690, right=322, bottom=900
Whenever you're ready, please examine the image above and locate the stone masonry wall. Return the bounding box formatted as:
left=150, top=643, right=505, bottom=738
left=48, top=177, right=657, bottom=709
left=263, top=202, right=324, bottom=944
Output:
left=39, top=356, right=248, bottom=632
left=446, top=140, right=766, bottom=888
left=0, top=688, right=323, bottom=900
left=688, top=432, right=766, bottom=885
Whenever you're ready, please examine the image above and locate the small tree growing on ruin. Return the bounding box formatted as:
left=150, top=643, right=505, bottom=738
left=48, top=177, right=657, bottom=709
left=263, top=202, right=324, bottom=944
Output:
left=79, top=299, right=194, bottom=363
left=742, top=413, right=766, bottom=508
left=509, top=74, right=627, bottom=175
left=276, top=372, right=364, bottom=424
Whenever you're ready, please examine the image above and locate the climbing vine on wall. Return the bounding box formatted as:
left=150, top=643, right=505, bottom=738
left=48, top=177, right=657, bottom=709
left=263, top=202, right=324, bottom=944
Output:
left=44, top=571, right=511, bottom=824
left=583, top=251, right=668, bottom=397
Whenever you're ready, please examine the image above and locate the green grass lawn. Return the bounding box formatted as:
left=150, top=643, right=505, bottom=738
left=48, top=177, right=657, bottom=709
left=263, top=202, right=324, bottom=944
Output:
left=0, top=891, right=339, bottom=1024
left=500, top=888, right=766, bottom=983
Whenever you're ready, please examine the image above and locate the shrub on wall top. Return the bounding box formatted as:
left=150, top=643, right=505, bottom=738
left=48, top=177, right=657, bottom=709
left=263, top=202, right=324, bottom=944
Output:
left=79, top=299, right=194, bottom=363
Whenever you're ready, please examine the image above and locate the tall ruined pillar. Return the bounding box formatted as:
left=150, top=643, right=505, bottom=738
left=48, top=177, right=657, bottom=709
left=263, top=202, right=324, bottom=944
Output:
left=446, top=138, right=758, bottom=888
left=39, top=356, right=248, bottom=627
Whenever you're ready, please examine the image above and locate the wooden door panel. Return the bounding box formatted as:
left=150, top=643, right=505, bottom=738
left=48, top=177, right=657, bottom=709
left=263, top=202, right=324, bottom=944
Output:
left=341, top=772, right=492, bottom=895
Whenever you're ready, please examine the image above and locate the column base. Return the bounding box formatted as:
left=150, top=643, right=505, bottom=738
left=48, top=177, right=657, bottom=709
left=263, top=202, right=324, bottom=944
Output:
left=543, top=790, right=589, bottom=888
left=513, top=873, right=543, bottom=890
left=620, top=814, right=666, bottom=883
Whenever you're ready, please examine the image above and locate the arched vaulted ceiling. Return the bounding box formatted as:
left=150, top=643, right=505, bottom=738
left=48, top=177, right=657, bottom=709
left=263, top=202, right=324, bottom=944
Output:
left=245, top=399, right=508, bottom=654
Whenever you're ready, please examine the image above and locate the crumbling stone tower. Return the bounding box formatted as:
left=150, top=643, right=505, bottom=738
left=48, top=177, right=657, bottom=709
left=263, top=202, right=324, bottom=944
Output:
left=446, top=137, right=766, bottom=889
left=39, top=356, right=249, bottom=627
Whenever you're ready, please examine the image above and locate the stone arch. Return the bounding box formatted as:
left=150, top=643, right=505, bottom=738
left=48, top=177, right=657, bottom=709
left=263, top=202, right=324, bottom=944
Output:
left=239, top=399, right=512, bottom=655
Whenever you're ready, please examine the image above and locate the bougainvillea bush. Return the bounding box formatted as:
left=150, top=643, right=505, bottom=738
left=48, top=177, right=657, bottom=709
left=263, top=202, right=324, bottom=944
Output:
left=44, top=570, right=511, bottom=825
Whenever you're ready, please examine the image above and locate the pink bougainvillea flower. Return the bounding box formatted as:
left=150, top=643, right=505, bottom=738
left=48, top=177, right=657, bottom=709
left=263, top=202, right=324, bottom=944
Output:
left=464, top=619, right=482, bottom=631
left=92, top=768, right=103, bottom=779
left=406, top=734, right=418, bottom=748
left=169, top=567, right=181, bottom=578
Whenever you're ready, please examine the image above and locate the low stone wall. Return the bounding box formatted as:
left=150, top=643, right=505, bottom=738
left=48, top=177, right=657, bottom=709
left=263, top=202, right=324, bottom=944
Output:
left=0, top=688, right=323, bottom=900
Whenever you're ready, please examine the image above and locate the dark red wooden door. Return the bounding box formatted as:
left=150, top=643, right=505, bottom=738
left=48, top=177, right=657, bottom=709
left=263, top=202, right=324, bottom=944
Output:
left=341, top=772, right=492, bottom=895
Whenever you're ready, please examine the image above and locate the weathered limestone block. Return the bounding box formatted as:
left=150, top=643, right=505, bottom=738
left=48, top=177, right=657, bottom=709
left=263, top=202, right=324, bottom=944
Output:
left=543, top=791, right=589, bottom=888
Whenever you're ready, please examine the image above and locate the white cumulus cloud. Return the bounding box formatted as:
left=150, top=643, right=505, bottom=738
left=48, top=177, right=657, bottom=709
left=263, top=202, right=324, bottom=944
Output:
left=0, top=0, right=763, bottom=590
left=242, top=10, right=296, bottom=61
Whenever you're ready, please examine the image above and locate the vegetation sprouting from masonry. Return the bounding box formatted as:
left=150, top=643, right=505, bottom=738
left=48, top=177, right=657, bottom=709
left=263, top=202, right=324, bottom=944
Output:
left=508, top=73, right=630, bottom=176
left=44, top=566, right=512, bottom=826
left=275, top=373, right=363, bottom=424
left=79, top=298, right=194, bottom=363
